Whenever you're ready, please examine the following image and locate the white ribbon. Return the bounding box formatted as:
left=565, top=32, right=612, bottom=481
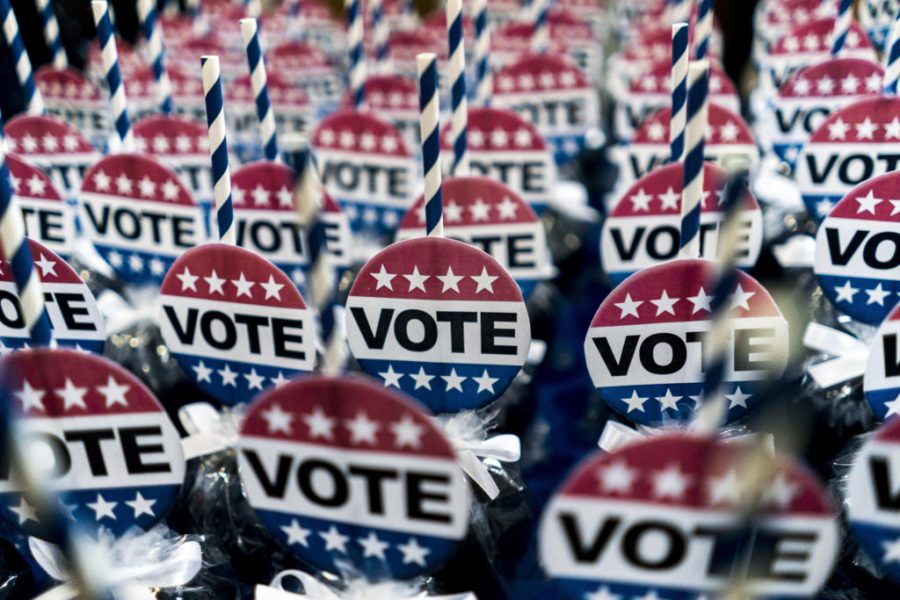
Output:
left=804, top=322, right=871, bottom=388
left=438, top=412, right=521, bottom=500
left=255, top=570, right=478, bottom=600
left=179, top=402, right=245, bottom=459
left=31, top=527, right=203, bottom=600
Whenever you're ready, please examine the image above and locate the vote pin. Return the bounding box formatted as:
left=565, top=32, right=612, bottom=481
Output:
left=767, top=58, right=884, bottom=167
left=78, top=153, right=205, bottom=284
left=396, top=176, right=552, bottom=300
left=814, top=170, right=900, bottom=325
left=442, top=107, right=558, bottom=214
left=584, top=259, right=789, bottom=426
left=33, top=66, right=109, bottom=150
left=237, top=376, right=471, bottom=579
left=268, top=40, right=344, bottom=108
left=5, top=114, right=99, bottom=200
left=491, top=10, right=599, bottom=79
left=158, top=243, right=316, bottom=406
left=0, top=239, right=105, bottom=354
left=601, top=162, right=763, bottom=285
left=343, top=74, right=420, bottom=151
left=796, top=97, right=900, bottom=221
left=0, top=348, right=185, bottom=539
left=346, top=237, right=531, bottom=412
left=847, top=417, right=900, bottom=582
left=539, top=433, right=838, bottom=599
left=865, top=299, right=900, bottom=420
left=492, top=53, right=599, bottom=166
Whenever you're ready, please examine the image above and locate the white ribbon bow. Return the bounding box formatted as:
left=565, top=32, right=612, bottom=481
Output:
left=438, top=413, right=521, bottom=500
left=31, top=527, right=203, bottom=600
left=179, top=402, right=245, bottom=459
left=254, top=570, right=478, bottom=600
left=804, top=322, right=871, bottom=388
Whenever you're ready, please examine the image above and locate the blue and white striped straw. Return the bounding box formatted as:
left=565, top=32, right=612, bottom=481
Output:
left=1, top=0, right=45, bottom=115
left=831, top=0, right=853, bottom=56
left=531, top=0, right=550, bottom=54
left=92, top=1, right=135, bottom=152
left=680, top=60, right=709, bottom=259
left=138, top=0, right=174, bottom=115
left=446, top=0, right=469, bottom=175
left=694, top=0, right=712, bottom=60
left=473, top=0, right=492, bottom=107
left=241, top=18, right=279, bottom=162
left=670, top=22, right=689, bottom=163
left=885, top=5, right=900, bottom=94
left=35, top=0, right=66, bottom=68
left=202, top=55, right=237, bottom=244
left=370, top=0, right=389, bottom=72
left=417, top=53, right=443, bottom=237
left=345, top=0, right=366, bottom=109
left=245, top=0, right=261, bottom=18
left=666, top=0, right=691, bottom=23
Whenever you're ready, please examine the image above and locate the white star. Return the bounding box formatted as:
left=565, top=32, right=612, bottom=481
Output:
left=397, top=537, right=430, bottom=566
left=764, top=473, right=799, bottom=508
left=107, top=251, right=123, bottom=268
left=816, top=76, right=834, bottom=95
left=828, top=117, right=849, bottom=140
left=686, top=287, right=713, bottom=313
left=630, top=188, right=652, bottom=211
left=725, top=386, right=752, bottom=409
left=358, top=532, right=390, bottom=559
left=834, top=280, right=859, bottom=303
left=867, top=283, right=891, bottom=306
left=262, top=402, right=294, bottom=434
left=470, top=198, right=491, bottom=221
left=192, top=362, right=213, bottom=383
left=657, top=187, right=680, bottom=210
left=359, top=133, right=377, bottom=151
left=338, top=130, right=356, bottom=148
left=391, top=415, right=424, bottom=449
left=437, top=266, right=463, bottom=293
left=490, top=128, right=509, bottom=147
left=231, top=272, right=255, bottom=298
left=650, top=290, right=679, bottom=316
left=816, top=198, right=834, bottom=218
left=882, top=536, right=900, bottom=563
left=514, top=128, right=533, bottom=147
left=55, top=378, right=88, bottom=410
left=20, top=134, right=37, bottom=152
left=34, top=254, right=57, bottom=278
left=281, top=519, right=311, bottom=546
left=218, top=364, right=238, bottom=387
left=42, top=134, right=59, bottom=152
left=708, top=469, right=742, bottom=505
left=441, top=369, right=466, bottom=392
left=345, top=411, right=379, bottom=444
left=176, top=267, right=198, bottom=291
left=445, top=201, right=464, bottom=223
left=149, top=258, right=164, bottom=276
left=232, top=186, right=246, bottom=205
left=252, top=185, right=270, bottom=206
left=497, top=196, right=518, bottom=219
left=8, top=497, right=38, bottom=524
left=887, top=118, right=900, bottom=140
left=204, top=270, right=226, bottom=295
left=93, top=170, right=111, bottom=191
left=162, top=180, right=179, bottom=201
left=304, top=407, right=335, bottom=439
left=277, top=187, right=293, bottom=208
left=471, top=267, right=498, bottom=294
left=719, top=121, right=740, bottom=142
left=97, top=376, right=129, bottom=407
left=473, top=369, right=498, bottom=394
left=125, top=492, right=156, bottom=517
left=614, top=293, right=642, bottom=319
left=403, top=266, right=429, bottom=292
left=381, top=135, right=399, bottom=152
left=270, top=372, right=290, bottom=387
left=598, top=459, right=637, bottom=493
left=86, top=494, right=118, bottom=520
left=26, top=174, right=47, bottom=196
left=840, top=74, right=860, bottom=94
left=379, top=365, right=404, bottom=388
left=655, top=388, right=682, bottom=412
left=260, top=275, right=284, bottom=300
left=622, top=390, right=647, bottom=413
left=729, top=284, right=756, bottom=310
left=410, top=367, right=434, bottom=390
left=651, top=464, right=691, bottom=500
left=884, top=394, right=900, bottom=418
left=867, top=72, right=883, bottom=92
left=856, top=117, right=878, bottom=140
left=115, top=174, right=133, bottom=195
left=138, top=176, right=156, bottom=198
left=792, top=77, right=811, bottom=95
left=319, top=526, right=349, bottom=553
left=857, top=190, right=884, bottom=214
left=585, top=587, right=621, bottom=600
left=128, top=254, right=144, bottom=272
left=647, top=122, right=666, bottom=141
left=370, top=264, right=396, bottom=290
left=16, top=380, right=45, bottom=411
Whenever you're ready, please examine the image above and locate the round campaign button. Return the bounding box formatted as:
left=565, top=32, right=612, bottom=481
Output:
left=347, top=237, right=531, bottom=413
left=539, top=433, right=838, bottom=599
left=493, top=53, right=599, bottom=165
left=492, top=10, right=597, bottom=76
left=34, top=66, right=108, bottom=150
left=847, top=418, right=900, bottom=582
left=814, top=170, right=900, bottom=324
left=237, top=376, right=471, bottom=580
left=0, top=348, right=185, bottom=540
left=159, top=243, right=315, bottom=406
left=312, top=109, right=415, bottom=245
left=168, top=65, right=206, bottom=124
left=601, top=162, right=762, bottom=285
left=79, top=153, right=204, bottom=284
left=230, top=160, right=351, bottom=294
left=767, top=58, right=883, bottom=166
left=5, top=114, right=99, bottom=199
left=342, top=75, right=419, bottom=149
left=6, top=155, right=76, bottom=259
left=0, top=239, right=106, bottom=354
left=442, top=107, right=558, bottom=214
left=865, top=301, right=900, bottom=420
left=383, top=30, right=443, bottom=83
left=396, top=176, right=552, bottom=300
left=616, top=104, right=759, bottom=196
left=269, top=40, right=343, bottom=108
left=584, top=259, right=789, bottom=426
left=796, top=96, right=900, bottom=221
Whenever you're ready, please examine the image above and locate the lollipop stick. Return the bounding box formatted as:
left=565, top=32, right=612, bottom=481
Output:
left=679, top=60, right=709, bottom=259
left=694, top=0, right=712, bottom=60
left=241, top=18, right=280, bottom=162
left=418, top=53, right=443, bottom=238
left=92, top=0, right=135, bottom=152
left=670, top=23, right=688, bottom=163
left=473, top=0, right=492, bottom=107
left=446, top=0, right=469, bottom=176
left=35, top=0, right=66, bottom=68
left=1, top=0, right=45, bottom=115
left=138, top=0, right=174, bottom=115
left=201, top=55, right=237, bottom=244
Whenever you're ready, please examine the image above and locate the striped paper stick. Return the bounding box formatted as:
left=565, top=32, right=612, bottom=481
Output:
left=831, top=0, right=853, bottom=56
left=886, top=3, right=900, bottom=93
left=370, top=0, right=389, bottom=71
left=473, top=0, right=492, bottom=107
left=138, top=0, right=174, bottom=115
left=345, top=0, right=366, bottom=108
left=201, top=55, right=236, bottom=244
left=446, top=0, right=469, bottom=175
left=417, top=53, right=443, bottom=237
left=670, top=22, right=689, bottom=163
left=241, top=18, right=279, bottom=162
left=679, top=60, right=709, bottom=259
left=92, top=1, right=135, bottom=152
left=1, top=0, right=45, bottom=115
left=35, top=0, right=66, bottom=68
left=694, top=0, right=712, bottom=60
